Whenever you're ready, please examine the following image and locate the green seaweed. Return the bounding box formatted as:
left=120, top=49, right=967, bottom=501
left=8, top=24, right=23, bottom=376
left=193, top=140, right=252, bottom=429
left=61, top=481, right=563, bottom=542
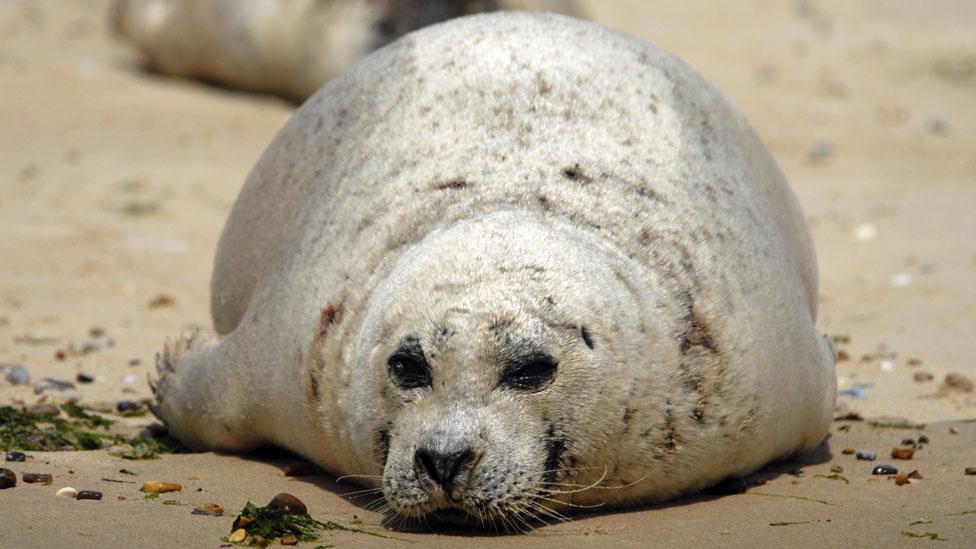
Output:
left=868, top=419, right=927, bottom=430
left=749, top=492, right=835, bottom=506
left=814, top=474, right=850, bottom=484
left=900, top=530, right=947, bottom=541
left=910, top=520, right=933, bottom=526
left=225, top=501, right=392, bottom=546
left=144, top=492, right=159, bottom=500
left=0, top=405, right=181, bottom=458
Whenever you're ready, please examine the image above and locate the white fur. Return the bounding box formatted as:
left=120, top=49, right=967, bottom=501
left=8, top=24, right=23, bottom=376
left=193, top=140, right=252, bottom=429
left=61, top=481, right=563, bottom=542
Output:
left=152, top=12, right=836, bottom=522
left=112, top=0, right=582, bottom=101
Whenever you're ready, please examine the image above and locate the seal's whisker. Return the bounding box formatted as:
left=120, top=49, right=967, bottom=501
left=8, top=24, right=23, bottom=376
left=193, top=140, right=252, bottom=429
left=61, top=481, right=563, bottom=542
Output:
left=339, top=486, right=384, bottom=497
left=336, top=473, right=383, bottom=483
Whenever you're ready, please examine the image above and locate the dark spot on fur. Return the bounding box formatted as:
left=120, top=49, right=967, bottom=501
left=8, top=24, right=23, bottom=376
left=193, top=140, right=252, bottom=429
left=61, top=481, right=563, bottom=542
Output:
left=536, top=194, right=551, bottom=211
left=662, top=406, right=680, bottom=452
left=543, top=424, right=567, bottom=483
left=679, top=298, right=716, bottom=354
left=434, top=179, right=468, bottom=190
left=561, top=164, right=593, bottom=184
left=307, top=371, right=321, bottom=400
left=536, top=71, right=552, bottom=95
left=376, top=428, right=391, bottom=466
left=319, top=304, right=340, bottom=338
left=622, top=407, right=636, bottom=426
left=580, top=325, right=594, bottom=349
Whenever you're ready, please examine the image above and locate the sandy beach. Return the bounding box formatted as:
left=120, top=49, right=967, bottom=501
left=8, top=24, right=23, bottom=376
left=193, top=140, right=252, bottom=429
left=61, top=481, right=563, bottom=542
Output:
left=2, top=0, right=975, bottom=546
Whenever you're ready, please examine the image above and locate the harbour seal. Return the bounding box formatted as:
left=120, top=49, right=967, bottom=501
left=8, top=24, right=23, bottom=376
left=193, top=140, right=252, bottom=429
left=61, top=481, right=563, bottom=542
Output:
left=151, top=12, right=837, bottom=526
left=111, top=0, right=582, bottom=101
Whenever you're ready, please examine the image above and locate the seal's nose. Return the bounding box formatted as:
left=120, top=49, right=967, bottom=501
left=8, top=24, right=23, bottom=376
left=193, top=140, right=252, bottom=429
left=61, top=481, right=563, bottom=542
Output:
left=414, top=446, right=473, bottom=491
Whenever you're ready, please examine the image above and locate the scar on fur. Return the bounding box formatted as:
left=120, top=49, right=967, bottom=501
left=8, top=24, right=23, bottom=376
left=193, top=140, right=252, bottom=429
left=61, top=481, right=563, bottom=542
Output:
left=319, top=303, right=341, bottom=337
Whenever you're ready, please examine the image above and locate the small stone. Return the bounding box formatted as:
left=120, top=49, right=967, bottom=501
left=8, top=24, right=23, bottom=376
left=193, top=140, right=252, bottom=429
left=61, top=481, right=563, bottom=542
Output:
left=842, top=448, right=856, bottom=455
left=283, top=462, right=318, bottom=477
left=965, top=467, right=976, bottom=476
left=900, top=438, right=915, bottom=446
left=122, top=374, right=138, bottom=386
left=80, top=343, right=98, bottom=355
left=128, top=358, right=141, bottom=367
left=836, top=349, right=850, bottom=361
left=872, top=464, right=898, bottom=475
left=830, top=465, right=844, bottom=474
left=943, top=372, right=974, bottom=392
left=907, top=358, right=922, bottom=367
left=5, top=451, right=26, bottom=462
left=949, top=426, right=959, bottom=434
left=856, top=451, right=876, bottom=461
left=266, top=493, right=307, bottom=515
left=23, top=473, right=53, bottom=484
left=33, top=378, right=75, bottom=394
left=141, top=423, right=168, bottom=438
left=253, top=535, right=268, bottom=547
left=908, top=470, right=923, bottom=480
left=3, top=364, right=31, bottom=385
left=228, top=529, right=246, bottom=543
left=76, top=373, right=95, bottom=384
left=891, top=447, right=915, bottom=460
left=28, top=403, right=61, bottom=417
left=76, top=490, right=102, bottom=500
left=927, top=117, right=950, bottom=135
left=56, top=487, right=78, bottom=498
left=0, top=468, right=16, bottom=489
left=191, top=503, right=224, bottom=516
left=149, top=294, right=176, bottom=309
left=913, top=371, right=933, bottom=383
left=854, top=223, right=878, bottom=242
left=88, top=327, right=105, bottom=338
left=918, top=435, right=930, bottom=444
left=807, top=141, right=834, bottom=164
left=141, top=480, right=182, bottom=493
left=280, top=533, right=298, bottom=546
left=894, top=473, right=910, bottom=486
left=116, top=400, right=145, bottom=413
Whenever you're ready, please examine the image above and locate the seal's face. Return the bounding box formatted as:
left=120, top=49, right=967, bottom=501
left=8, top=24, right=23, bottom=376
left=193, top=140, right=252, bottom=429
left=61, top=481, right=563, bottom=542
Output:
left=375, top=300, right=603, bottom=525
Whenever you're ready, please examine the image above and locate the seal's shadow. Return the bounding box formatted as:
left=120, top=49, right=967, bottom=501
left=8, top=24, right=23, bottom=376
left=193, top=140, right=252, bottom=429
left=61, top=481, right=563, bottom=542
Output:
left=227, top=436, right=833, bottom=537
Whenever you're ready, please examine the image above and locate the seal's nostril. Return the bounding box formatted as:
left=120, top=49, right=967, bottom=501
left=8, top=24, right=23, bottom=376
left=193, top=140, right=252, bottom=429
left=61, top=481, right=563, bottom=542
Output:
left=414, top=447, right=473, bottom=491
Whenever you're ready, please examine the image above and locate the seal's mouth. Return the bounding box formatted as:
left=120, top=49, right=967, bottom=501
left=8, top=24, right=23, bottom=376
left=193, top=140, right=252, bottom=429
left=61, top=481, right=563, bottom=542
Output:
left=425, top=507, right=478, bottom=525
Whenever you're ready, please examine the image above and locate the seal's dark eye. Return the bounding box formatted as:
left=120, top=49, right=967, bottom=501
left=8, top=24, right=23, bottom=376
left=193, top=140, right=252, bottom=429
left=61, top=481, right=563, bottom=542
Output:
left=388, top=351, right=431, bottom=389
left=500, top=353, right=558, bottom=392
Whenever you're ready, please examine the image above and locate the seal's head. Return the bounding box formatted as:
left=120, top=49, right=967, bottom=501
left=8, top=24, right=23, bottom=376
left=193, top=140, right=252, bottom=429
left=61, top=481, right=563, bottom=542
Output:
left=349, top=211, right=664, bottom=525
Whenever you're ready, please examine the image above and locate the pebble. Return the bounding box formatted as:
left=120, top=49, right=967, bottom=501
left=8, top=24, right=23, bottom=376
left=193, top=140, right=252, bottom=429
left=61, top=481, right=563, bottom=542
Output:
left=891, top=448, right=915, bottom=460
left=280, top=533, right=298, bottom=546
left=56, top=487, right=78, bottom=498
left=943, top=372, right=974, bottom=392
left=927, top=117, right=950, bottom=136
left=33, top=378, right=75, bottom=394
left=191, top=503, right=224, bottom=516
left=841, top=448, right=856, bottom=455
left=122, top=374, right=138, bottom=386
left=856, top=451, right=876, bottom=461
left=228, top=529, right=246, bottom=543
left=5, top=451, right=26, bottom=462
left=23, top=473, right=53, bottom=484
left=116, top=400, right=145, bottom=413
left=854, top=223, right=878, bottom=242
left=807, top=141, right=834, bottom=164
left=965, top=467, right=976, bottom=476
left=76, top=490, right=103, bottom=501
left=949, top=426, right=959, bottom=434
left=28, top=403, right=61, bottom=417
left=830, top=465, right=844, bottom=473
left=0, top=468, right=16, bottom=489
left=900, top=438, right=915, bottom=446
left=76, top=373, right=95, bottom=384
left=128, top=359, right=141, bottom=367
left=913, top=371, right=934, bottom=383
left=283, top=462, right=318, bottom=477
left=3, top=364, right=31, bottom=385
left=894, top=473, right=910, bottom=486
left=266, top=493, right=307, bottom=515
left=918, top=435, right=930, bottom=444
left=89, top=327, right=106, bottom=338
left=141, top=480, right=182, bottom=493
left=872, top=464, right=898, bottom=475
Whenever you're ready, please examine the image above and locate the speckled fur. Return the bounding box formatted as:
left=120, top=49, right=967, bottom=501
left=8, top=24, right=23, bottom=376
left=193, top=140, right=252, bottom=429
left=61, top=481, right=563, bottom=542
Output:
left=151, top=13, right=836, bottom=524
